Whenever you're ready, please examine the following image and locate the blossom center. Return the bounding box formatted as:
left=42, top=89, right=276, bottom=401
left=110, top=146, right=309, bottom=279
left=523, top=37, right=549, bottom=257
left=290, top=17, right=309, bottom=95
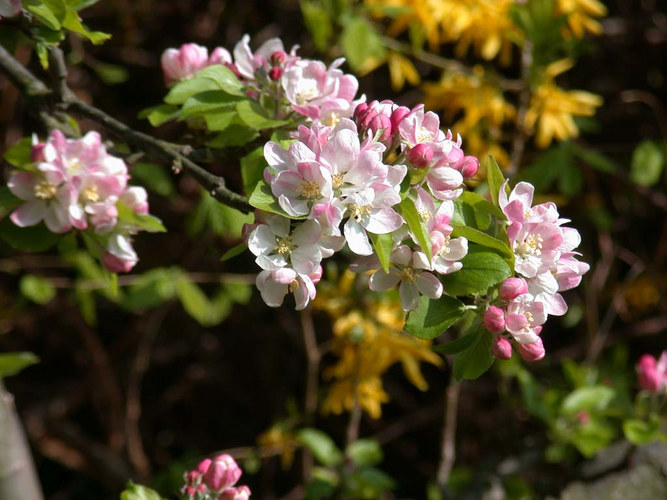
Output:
left=289, top=279, right=299, bottom=293
left=437, top=235, right=451, bottom=256
left=400, top=267, right=417, bottom=282
left=332, top=173, right=345, bottom=189
left=417, top=207, right=431, bottom=222
left=349, top=204, right=372, bottom=222
left=275, top=236, right=293, bottom=255
left=416, top=126, right=434, bottom=144
left=296, top=179, right=321, bottom=199
left=34, top=181, right=58, bottom=200
left=322, top=112, right=340, bottom=127
left=83, top=185, right=100, bottom=203
left=295, top=82, right=318, bottom=105
left=515, top=233, right=543, bottom=257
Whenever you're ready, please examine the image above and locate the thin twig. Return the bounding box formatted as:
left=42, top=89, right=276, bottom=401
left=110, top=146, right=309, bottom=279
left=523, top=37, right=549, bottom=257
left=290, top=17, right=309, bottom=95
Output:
left=345, top=346, right=363, bottom=448
left=507, top=40, right=533, bottom=178
left=436, top=378, right=461, bottom=490
left=299, top=307, right=320, bottom=480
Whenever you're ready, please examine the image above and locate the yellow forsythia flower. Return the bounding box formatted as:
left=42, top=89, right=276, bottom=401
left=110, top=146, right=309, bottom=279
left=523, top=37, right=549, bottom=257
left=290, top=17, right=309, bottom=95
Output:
left=557, top=0, right=607, bottom=39
left=524, top=59, right=603, bottom=148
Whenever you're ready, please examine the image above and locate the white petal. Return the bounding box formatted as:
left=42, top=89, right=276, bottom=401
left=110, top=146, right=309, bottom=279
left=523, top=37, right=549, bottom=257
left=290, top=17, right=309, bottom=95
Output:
left=344, top=219, right=372, bottom=255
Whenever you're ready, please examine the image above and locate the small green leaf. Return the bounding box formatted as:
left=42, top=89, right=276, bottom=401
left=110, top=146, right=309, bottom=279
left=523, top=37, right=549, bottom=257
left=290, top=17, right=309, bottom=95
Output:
left=561, top=386, right=615, bottom=414
left=346, top=439, right=383, bottom=467
left=298, top=428, right=344, bottom=467
left=623, top=418, right=664, bottom=445
left=241, top=146, right=267, bottom=197
left=368, top=232, right=393, bottom=274
left=120, top=481, right=166, bottom=500
left=20, top=275, right=56, bottom=304
left=0, top=218, right=62, bottom=252
left=570, top=144, right=616, bottom=173
left=404, top=295, right=466, bottom=340
left=0, top=352, right=39, bottom=378
left=204, top=109, right=237, bottom=132
left=129, top=163, right=175, bottom=197
left=301, top=0, right=333, bottom=51
left=116, top=201, right=166, bottom=232
left=220, top=242, right=247, bottom=262
left=440, top=246, right=512, bottom=296
left=165, top=66, right=243, bottom=104
left=206, top=125, right=259, bottom=148
left=453, top=328, right=495, bottom=380
left=61, top=7, right=110, bottom=44
left=399, top=197, right=431, bottom=262
left=138, top=104, right=179, bottom=127
left=25, top=0, right=62, bottom=31
left=0, top=186, right=22, bottom=214
left=451, top=225, right=513, bottom=261
left=630, top=140, right=664, bottom=187
left=432, top=329, right=480, bottom=354
left=340, top=16, right=385, bottom=71
left=485, top=155, right=506, bottom=207
left=180, top=90, right=243, bottom=118
left=3, top=137, right=34, bottom=167
left=248, top=180, right=291, bottom=217
left=121, top=267, right=179, bottom=310
left=236, top=100, right=289, bottom=129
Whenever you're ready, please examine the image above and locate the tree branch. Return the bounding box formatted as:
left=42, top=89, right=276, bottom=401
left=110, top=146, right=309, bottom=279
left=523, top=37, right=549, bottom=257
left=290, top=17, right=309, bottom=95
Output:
left=0, top=44, right=253, bottom=214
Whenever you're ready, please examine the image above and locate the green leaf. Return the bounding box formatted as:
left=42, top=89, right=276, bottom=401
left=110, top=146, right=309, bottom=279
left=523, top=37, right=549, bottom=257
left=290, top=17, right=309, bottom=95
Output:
left=0, top=186, right=23, bottom=215
left=3, top=137, right=33, bottom=167
left=301, top=0, right=333, bottom=51
left=561, top=386, right=615, bottom=414
left=248, top=180, right=290, bottom=217
left=347, top=467, right=396, bottom=496
left=298, top=428, right=344, bottom=467
left=453, top=328, right=495, bottom=380
left=440, top=246, right=512, bottom=296
left=20, top=275, right=56, bottom=305
left=368, top=232, right=393, bottom=273
left=236, top=100, right=289, bottom=129
left=0, top=218, right=62, bottom=252
left=399, top=197, right=431, bottom=262
left=180, top=90, right=243, bottom=118
left=121, top=268, right=179, bottom=310
left=340, top=16, right=385, bottom=71
left=220, top=242, right=247, bottom=262
left=175, top=276, right=231, bottom=327
left=346, top=439, right=383, bottom=468
left=485, top=155, right=506, bottom=207
left=558, top=160, right=584, bottom=196
left=0, top=352, right=39, bottom=378
left=241, top=146, right=267, bottom=197
left=25, top=0, right=63, bottom=31
left=119, top=481, right=166, bottom=500
left=623, top=418, right=664, bottom=445
left=457, top=191, right=504, bottom=227
left=61, top=6, right=110, bottom=44
left=570, top=144, right=617, bottom=173
left=206, top=125, right=259, bottom=148
left=187, top=191, right=253, bottom=239
left=138, top=104, right=179, bottom=127
left=165, top=65, right=243, bottom=105
left=129, top=163, right=175, bottom=197
left=204, top=109, right=237, bottom=132
left=451, top=225, right=513, bottom=261
left=404, top=295, right=466, bottom=340
left=630, top=140, right=665, bottom=187
left=432, top=329, right=481, bottom=355
left=116, top=201, right=166, bottom=232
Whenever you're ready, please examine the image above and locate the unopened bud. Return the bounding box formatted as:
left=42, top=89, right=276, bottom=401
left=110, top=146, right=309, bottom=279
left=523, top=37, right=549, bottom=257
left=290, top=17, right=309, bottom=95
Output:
left=492, top=336, right=512, bottom=360
left=498, top=277, right=528, bottom=301
left=204, top=454, right=242, bottom=491
left=220, top=485, right=252, bottom=500
left=196, top=458, right=212, bottom=475
left=517, top=338, right=545, bottom=362
left=459, top=155, right=479, bottom=178
left=407, top=144, right=434, bottom=168
left=637, top=354, right=661, bottom=392
left=185, top=470, right=202, bottom=485
left=368, top=114, right=392, bottom=143
left=271, top=50, right=287, bottom=66
left=269, top=66, right=283, bottom=81
left=353, top=102, right=369, bottom=122
left=483, top=306, right=505, bottom=333
left=390, top=106, right=410, bottom=132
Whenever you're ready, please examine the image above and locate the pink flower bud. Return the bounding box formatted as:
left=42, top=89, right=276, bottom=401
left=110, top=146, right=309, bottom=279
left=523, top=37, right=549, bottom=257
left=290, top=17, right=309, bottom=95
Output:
left=459, top=155, right=479, bottom=178
left=407, top=144, right=434, bottom=168
left=498, top=277, right=528, bottom=301
left=185, top=470, right=202, bottom=485
left=102, top=252, right=136, bottom=273
left=196, top=458, right=212, bottom=475
left=225, top=63, right=241, bottom=78
left=196, top=484, right=208, bottom=494
left=219, top=485, right=251, bottom=500
left=204, top=454, right=242, bottom=492
left=209, top=47, right=232, bottom=66
left=271, top=51, right=287, bottom=66
left=483, top=306, right=505, bottom=333
left=368, top=114, right=392, bottom=143
left=637, top=354, right=661, bottom=392
left=492, top=336, right=512, bottom=360
left=161, top=43, right=209, bottom=85
left=576, top=411, right=590, bottom=424
left=182, top=486, right=196, bottom=498
left=353, top=102, right=369, bottom=122
left=269, top=66, right=283, bottom=81
left=31, top=142, right=47, bottom=162
left=390, top=106, right=410, bottom=132
left=517, top=338, right=545, bottom=362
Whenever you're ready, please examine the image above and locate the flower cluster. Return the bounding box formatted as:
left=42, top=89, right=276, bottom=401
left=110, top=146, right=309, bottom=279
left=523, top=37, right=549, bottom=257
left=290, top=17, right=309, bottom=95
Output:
left=483, top=181, right=589, bottom=361
left=180, top=454, right=251, bottom=500
left=246, top=99, right=479, bottom=311
left=7, top=130, right=153, bottom=273
left=162, top=35, right=362, bottom=127
left=636, top=352, right=667, bottom=393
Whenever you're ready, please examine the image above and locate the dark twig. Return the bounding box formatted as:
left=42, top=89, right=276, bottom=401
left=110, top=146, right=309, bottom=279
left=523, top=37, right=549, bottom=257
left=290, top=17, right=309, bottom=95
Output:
left=436, top=378, right=461, bottom=490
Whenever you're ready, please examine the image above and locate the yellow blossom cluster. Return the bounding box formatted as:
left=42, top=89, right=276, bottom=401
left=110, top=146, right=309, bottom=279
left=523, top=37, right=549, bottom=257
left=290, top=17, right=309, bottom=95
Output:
left=313, top=271, right=442, bottom=418
left=524, top=59, right=603, bottom=148
left=556, top=0, right=608, bottom=39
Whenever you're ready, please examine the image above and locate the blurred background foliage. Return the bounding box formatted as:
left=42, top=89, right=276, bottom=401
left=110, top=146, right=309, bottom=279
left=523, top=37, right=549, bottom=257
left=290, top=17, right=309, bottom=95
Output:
left=0, top=0, right=666, bottom=498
